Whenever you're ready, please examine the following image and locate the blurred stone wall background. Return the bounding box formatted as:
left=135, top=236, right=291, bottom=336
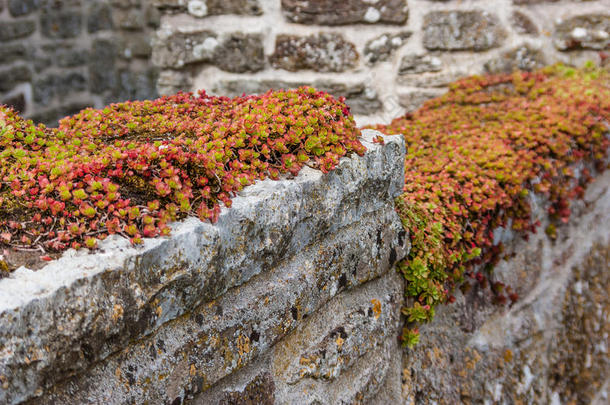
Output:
left=0, top=0, right=160, bottom=126
left=151, top=0, right=609, bottom=126
left=1, top=0, right=609, bottom=126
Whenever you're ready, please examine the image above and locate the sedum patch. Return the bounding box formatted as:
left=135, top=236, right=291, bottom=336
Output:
left=374, top=64, right=609, bottom=347
left=0, top=88, right=363, bottom=268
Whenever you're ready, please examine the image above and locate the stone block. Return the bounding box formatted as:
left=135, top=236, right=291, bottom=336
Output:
left=8, top=0, right=40, bottom=16
left=364, top=32, right=412, bottom=65
left=423, top=10, right=505, bottom=51
left=0, top=20, right=36, bottom=41
left=1, top=93, right=27, bottom=114
left=116, top=8, right=145, bottom=30
left=484, top=45, right=547, bottom=73
left=554, top=14, right=610, bottom=51
left=0, top=65, right=32, bottom=92
left=186, top=0, right=263, bottom=18
left=270, top=33, right=358, bottom=72
left=0, top=44, right=30, bottom=64
left=153, top=30, right=264, bottom=72
left=87, top=1, right=114, bottom=33
left=512, top=10, right=539, bottom=36
left=33, top=72, right=87, bottom=105
left=40, top=10, right=82, bottom=38
left=281, top=0, right=408, bottom=25
left=214, top=33, right=265, bottom=73
left=89, top=39, right=117, bottom=93
left=56, top=48, right=90, bottom=68
left=398, top=89, right=446, bottom=112
left=399, top=53, right=443, bottom=74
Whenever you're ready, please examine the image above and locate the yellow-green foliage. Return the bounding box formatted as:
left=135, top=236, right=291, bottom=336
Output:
left=374, top=64, right=609, bottom=346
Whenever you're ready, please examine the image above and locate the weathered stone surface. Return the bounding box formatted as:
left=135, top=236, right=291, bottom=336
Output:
left=399, top=53, right=442, bottom=74
left=33, top=72, right=87, bottom=104
left=398, top=89, right=446, bottom=112
left=40, top=10, right=82, bottom=38
left=153, top=30, right=264, bottom=72
left=89, top=38, right=117, bottom=93
left=156, top=69, right=191, bottom=95
left=187, top=0, right=262, bottom=17
left=7, top=0, right=40, bottom=16
left=511, top=10, right=539, bottom=36
left=213, top=80, right=382, bottom=115
left=270, top=33, right=358, bottom=72
left=214, top=33, right=265, bottom=73
left=364, top=31, right=412, bottom=65
left=87, top=1, right=114, bottom=33
left=402, top=169, right=610, bottom=404
left=55, top=47, right=90, bottom=68
left=423, top=10, right=505, bottom=51
left=107, top=68, right=159, bottom=103
left=186, top=263, right=404, bottom=404
left=0, top=93, right=26, bottom=113
left=281, top=0, right=409, bottom=25
left=0, top=44, right=30, bottom=64
left=119, top=33, right=153, bottom=59
left=117, top=7, right=145, bottom=30
left=153, top=0, right=262, bottom=16
left=0, top=65, right=31, bottom=92
left=0, top=20, right=36, bottom=41
left=0, top=132, right=407, bottom=404
left=554, top=14, right=610, bottom=51
left=484, top=45, right=547, bottom=73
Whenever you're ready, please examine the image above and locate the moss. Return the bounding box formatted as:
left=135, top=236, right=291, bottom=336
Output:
left=374, top=63, right=609, bottom=345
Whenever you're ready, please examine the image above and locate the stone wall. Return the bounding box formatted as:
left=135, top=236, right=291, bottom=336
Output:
left=152, top=0, right=610, bottom=125
left=0, top=0, right=160, bottom=126
left=0, top=131, right=409, bottom=404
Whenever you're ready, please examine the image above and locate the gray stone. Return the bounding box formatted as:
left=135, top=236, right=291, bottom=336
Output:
left=152, top=29, right=218, bottom=68
left=0, top=132, right=407, bottom=404
left=0, top=65, right=31, bottom=92
left=33, top=72, right=87, bottom=104
left=40, top=10, right=82, bottom=38
left=117, top=8, right=145, bottom=30
left=87, top=2, right=114, bottom=33
left=153, top=0, right=263, bottom=16
left=214, top=33, right=265, bottom=73
left=398, top=89, right=446, bottom=112
left=187, top=0, right=263, bottom=18
left=270, top=33, right=358, bottom=73
left=484, top=45, right=547, bottom=73
left=153, top=30, right=264, bottom=72
left=423, top=10, right=505, bottom=51
left=399, top=53, right=443, bottom=74
left=0, top=93, right=26, bottom=114
left=89, top=39, right=117, bottom=93
left=8, top=0, right=40, bottom=16
left=56, top=48, right=90, bottom=68
left=156, top=69, right=191, bottom=95
left=554, top=14, right=610, bottom=51
left=108, top=68, right=159, bottom=103
left=119, top=33, right=153, bottom=59
left=0, top=20, right=36, bottom=41
left=512, top=10, right=539, bottom=36
left=281, top=0, right=409, bottom=25
left=0, top=44, right=30, bottom=64
left=364, top=32, right=412, bottom=65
